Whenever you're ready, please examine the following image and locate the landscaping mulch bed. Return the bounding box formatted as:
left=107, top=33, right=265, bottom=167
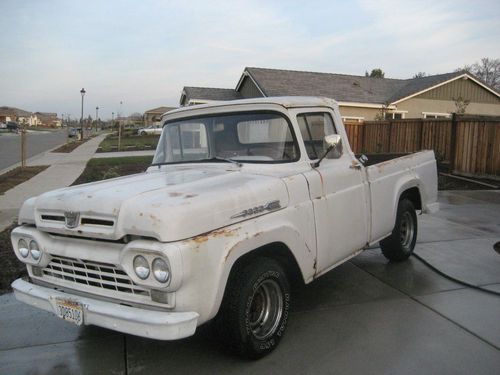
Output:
left=438, top=173, right=499, bottom=190
left=72, top=156, right=154, bottom=185
left=0, top=166, right=49, bottom=195
left=0, top=223, right=26, bottom=294
left=52, top=139, right=88, bottom=153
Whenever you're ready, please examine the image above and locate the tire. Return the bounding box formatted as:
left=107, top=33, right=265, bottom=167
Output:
left=140, top=131, right=147, bottom=136
left=380, top=198, right=417, bottom=262
left=217, top=257, right=291, bottom=359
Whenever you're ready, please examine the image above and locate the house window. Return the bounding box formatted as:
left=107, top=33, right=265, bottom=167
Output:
left=422, top=112, right=451, bottom=119
left=384, top=111, right=406, bottom=120
left=342, top=116, right=364, bottom=123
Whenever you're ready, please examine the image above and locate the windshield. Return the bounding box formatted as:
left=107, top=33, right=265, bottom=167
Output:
left=152, top=112, right=299, bottom=164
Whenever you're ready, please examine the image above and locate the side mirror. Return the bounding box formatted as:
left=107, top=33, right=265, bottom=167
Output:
left=312, top=134, right=343, bottom=167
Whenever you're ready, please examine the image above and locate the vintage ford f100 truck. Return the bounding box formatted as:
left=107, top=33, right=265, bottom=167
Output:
left=11, top=97, right=438, bottom=358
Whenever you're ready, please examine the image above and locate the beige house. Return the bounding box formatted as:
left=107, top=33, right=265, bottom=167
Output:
left=180, top=67, right=500, bottom=121
left=143, top=106, right=177, bottom=125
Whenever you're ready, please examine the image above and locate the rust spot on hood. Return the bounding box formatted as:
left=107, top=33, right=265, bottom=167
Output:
left=169, top=192, right=182, bottom=197
left=184, top=194, right=198, bottom=199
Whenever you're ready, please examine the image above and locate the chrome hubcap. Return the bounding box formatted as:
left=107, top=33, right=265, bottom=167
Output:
left=400, top=211, right=415, bottom=249
left=249, top=279, right=283, bottom=340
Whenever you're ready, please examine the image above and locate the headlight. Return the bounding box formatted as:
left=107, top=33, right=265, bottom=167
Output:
left=133, top=255, right=150, bottom=280
left=18, top=239, right=29, bottom=258
left=29, top=240, right=41, bottom=261
left=152, top=258, right=170, bottom=283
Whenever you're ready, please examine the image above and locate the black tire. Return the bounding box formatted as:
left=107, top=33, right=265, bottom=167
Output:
left=140, top=131, right=147, bottom=136
left=380, top=198, right=417, bottom=262
left=217, top=257, right=291, bottom=359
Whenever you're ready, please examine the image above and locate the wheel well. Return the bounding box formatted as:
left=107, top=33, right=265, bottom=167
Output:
left=228, top=242, right=304, bottom=288
left=400, top=187, right=422, bottom=210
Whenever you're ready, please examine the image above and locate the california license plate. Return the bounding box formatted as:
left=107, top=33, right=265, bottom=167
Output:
left=55, top=298, right=84, bottom=326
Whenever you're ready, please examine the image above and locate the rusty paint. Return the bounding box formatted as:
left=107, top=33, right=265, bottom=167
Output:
left=87, top=195, right=93, bottom=199
left=139, top=212, right=143, bottom=217
left=169, top=192, right=182, bottom=197
left=189, top=226, right=241, bottom=247
left=317, top=169, right=324, bottom=186
left=184, top=194, right=198, bottom=199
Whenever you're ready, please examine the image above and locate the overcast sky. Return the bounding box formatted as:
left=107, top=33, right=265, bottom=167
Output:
left=0, top=0, right=499, bottom=119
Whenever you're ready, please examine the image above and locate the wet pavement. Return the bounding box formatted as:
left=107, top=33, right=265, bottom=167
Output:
left=0, top=190, right=499, bottom=374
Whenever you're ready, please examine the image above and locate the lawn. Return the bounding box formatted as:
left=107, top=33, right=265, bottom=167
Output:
left=97, top=133, right=159, bottom=152
left=72, top=155, right=154, bottom=185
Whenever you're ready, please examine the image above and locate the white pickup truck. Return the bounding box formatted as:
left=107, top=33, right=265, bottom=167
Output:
left=11, top=97, right=438, bottom=358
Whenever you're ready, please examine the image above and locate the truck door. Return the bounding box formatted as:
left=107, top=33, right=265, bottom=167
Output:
left=297, top=111, right=369, bottom=275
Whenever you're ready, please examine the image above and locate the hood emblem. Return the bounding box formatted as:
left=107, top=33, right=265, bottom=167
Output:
left=64, top=211, right=80, bottom=229
left=231, top=200, right=281, bottom=219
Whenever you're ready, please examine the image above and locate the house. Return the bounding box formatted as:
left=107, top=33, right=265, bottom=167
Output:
left=0, top=106, right=36, bottom=125
left=179, top=67, right=500, bottom=121
left=33, top=112, right=61, bottom=127
left=143, top=106, right=177, bottom=125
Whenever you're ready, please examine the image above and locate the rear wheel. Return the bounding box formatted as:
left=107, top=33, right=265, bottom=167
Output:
left=380, top=198, right=417, bottom=262
left=217, top=257, right=291, bottom=359
left=140, top=131, right=147, bottom=136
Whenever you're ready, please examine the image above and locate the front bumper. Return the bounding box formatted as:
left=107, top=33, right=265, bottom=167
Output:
left=12, top=278, right=199, bottom=340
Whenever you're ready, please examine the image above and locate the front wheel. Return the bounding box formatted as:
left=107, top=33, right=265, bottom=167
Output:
left=380, top=198, right=417, bottom=262
left=217, top=257, right=291, bottom=359
left=140, top=131, right=147, bottom=136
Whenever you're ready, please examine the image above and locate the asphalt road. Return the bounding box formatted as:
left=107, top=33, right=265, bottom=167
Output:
left=0, top=129, right=67, bottom=171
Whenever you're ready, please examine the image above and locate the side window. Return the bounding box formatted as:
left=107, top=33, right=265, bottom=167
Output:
left=297, top=113, right=337, bottom=159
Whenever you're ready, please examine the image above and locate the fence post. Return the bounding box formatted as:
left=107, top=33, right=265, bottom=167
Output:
left=419, top=119, right=424, bottom=150
left=387, top=121, right=393, bottom=153
left=449, top=113, right=458, bottom=173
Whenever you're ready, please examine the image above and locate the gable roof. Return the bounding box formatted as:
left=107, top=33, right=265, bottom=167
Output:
left=0, top=106, right=32, bottom=117
left=181, top=86, right=242, bottom=104
left=144, top=106, right=176, bottom=114
left=240, top=67, right=499, bottom=106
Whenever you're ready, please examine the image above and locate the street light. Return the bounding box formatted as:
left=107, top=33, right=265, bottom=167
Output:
left=95, top=106, right=99, bottom=132
left=80, top=88, right=86, bottom=139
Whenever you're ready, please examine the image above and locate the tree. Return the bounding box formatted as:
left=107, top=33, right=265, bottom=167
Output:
left=457, top=57, right=500, bottom=91
left=365, top=68, right=385, bottom=78
left=412, top=72, right=427, bottom=78
left=452, top=96, right=470, bottom=114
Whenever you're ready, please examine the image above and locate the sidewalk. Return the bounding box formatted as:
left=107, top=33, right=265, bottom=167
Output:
left=92, top=150, right=155, bottom=159
left=0, top=135, right=106, bottom=231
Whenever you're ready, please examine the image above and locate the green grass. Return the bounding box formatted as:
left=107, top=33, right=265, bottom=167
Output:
left=72, top=156, right=154, bottom=185
left=97, top=133, right=159, bottom=152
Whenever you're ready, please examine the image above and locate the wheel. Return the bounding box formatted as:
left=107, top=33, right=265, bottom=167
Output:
left=140, top=131, right=147, bottom=136
left=380, top=198, right=417, bottom=262
left=217, top=257, right=291, bottom=359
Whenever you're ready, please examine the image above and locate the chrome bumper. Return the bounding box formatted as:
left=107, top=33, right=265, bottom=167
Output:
left=12, top=278, right=199, bottom=340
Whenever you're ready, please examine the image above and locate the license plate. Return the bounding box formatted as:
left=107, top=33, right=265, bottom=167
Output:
left=55, top=298, right=84, bottom=326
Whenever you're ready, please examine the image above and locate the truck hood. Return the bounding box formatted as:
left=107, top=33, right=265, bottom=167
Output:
left=29, top=165, right=289, bottom=242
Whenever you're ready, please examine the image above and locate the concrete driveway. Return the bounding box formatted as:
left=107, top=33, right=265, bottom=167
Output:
left=0, top=190, right=499, bottom=374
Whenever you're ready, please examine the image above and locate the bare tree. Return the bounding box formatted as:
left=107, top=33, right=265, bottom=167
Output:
left=457, top=57, right=500, bottom=90
left=412, top=72, right=427, bottom=78
left=452, top=96, right=470, bottom=114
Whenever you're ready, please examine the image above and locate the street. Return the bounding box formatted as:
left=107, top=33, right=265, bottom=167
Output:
left=0, top=129, right=67, bottom=171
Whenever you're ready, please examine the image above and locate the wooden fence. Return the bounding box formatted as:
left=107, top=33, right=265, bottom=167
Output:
left=344, top=115, right=500, bottom=180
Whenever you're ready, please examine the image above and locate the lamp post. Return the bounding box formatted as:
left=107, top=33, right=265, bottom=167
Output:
left=95, top=106, right=99, bottom=133
left=80, top=88, right=86, bottom=140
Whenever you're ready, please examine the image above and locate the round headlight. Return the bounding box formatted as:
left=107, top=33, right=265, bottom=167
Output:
left=152, top=258, right=170, bottom=283
left=18, top=239, right=29, bottom=258
left=29, top=240, right=41, bottom=261
left=133, top=255, right=150, bottom=280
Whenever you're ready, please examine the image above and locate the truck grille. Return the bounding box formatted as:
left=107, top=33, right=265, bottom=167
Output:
left=42, top=255, right=149, bottom=296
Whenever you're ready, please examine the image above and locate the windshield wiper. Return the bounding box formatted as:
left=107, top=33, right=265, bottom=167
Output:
left=201, top=156, right=242, bottom=166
